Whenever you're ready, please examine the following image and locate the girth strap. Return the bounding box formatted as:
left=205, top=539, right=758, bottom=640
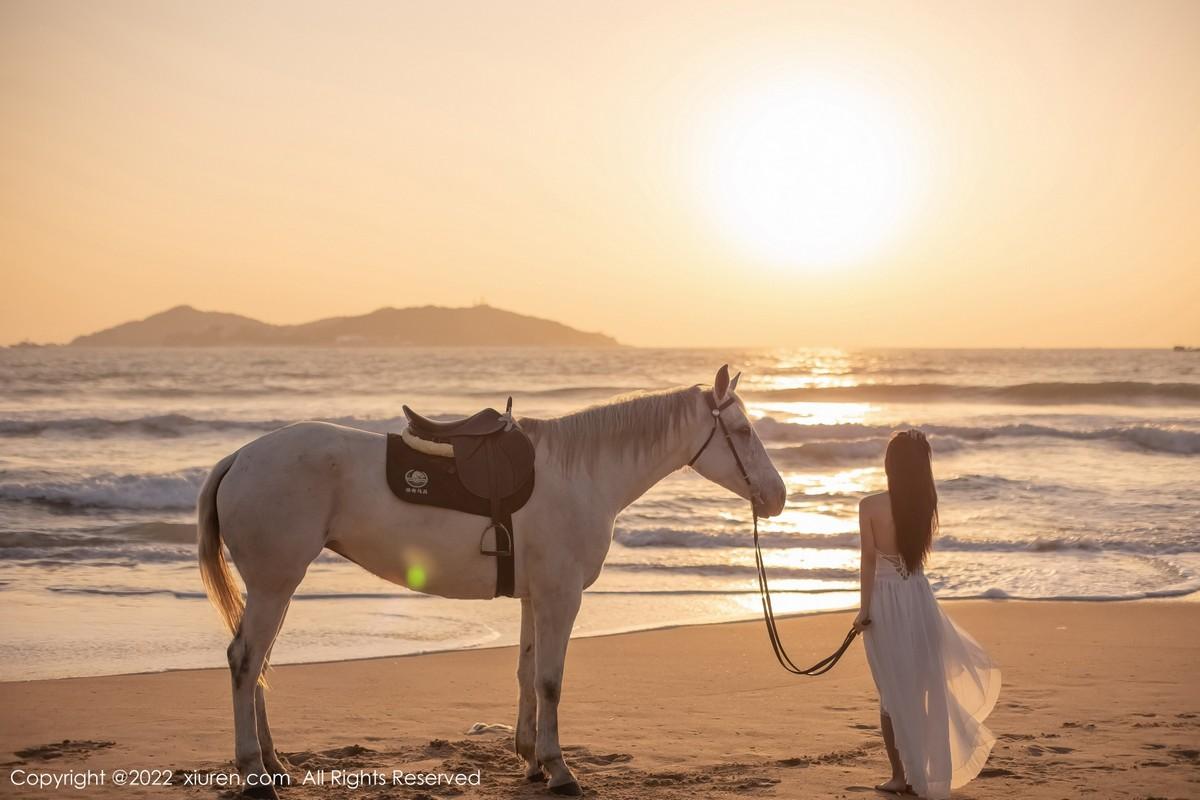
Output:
left=483, top=438, right=515, bottom=597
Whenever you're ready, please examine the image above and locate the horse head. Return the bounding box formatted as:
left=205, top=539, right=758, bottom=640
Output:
left=689, top=364, right=787, bottom=518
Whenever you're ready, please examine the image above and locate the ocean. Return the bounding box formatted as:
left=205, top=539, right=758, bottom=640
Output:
left=1, top=347, right=1197, bottom=680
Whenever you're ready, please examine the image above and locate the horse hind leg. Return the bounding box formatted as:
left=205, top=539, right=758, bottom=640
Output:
left=228, top=588, right=295, bottom=800
left=255, top=607, right=292, bottom=782
left=255, top=684, right=290, bottom=782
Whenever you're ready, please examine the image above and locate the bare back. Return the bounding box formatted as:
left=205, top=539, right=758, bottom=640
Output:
left=860, top=491, right=900, bottom=555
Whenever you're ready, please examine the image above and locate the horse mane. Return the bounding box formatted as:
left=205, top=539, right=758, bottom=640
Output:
left=519, top=385, right=705, bottom=474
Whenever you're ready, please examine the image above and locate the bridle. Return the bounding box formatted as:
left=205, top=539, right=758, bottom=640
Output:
left=688, top=392, right=749, bottom=482
left=689, top=390, right=866, bottom=677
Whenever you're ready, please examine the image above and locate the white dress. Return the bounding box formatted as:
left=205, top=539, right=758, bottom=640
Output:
left=863, top=553, right=1001, bottom=799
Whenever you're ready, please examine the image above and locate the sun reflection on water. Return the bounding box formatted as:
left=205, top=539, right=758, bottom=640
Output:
left=787, top=467, right=881, bottom=498
left=757, top=547, right=859, bottom=571
left=757, top=507, right=855, bottom=535
left=751, top=374, right=860, bottom=391
left=751, top=401, right=875, bottom=426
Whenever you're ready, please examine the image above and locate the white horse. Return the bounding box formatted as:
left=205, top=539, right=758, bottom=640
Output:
left=198, top=365, right=786, bottom=798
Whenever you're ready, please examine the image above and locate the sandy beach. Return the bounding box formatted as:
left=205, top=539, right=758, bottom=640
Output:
left=2, top=600, right=1197, bottom=799
left=6, top=0, right=1199, bottom=796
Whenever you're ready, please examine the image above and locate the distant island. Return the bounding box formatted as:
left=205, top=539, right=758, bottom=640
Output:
left=68, top=304, right=621, bottom=347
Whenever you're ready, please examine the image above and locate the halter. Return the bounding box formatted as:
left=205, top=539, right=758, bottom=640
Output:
left=690, top=389, right=866, bottom=677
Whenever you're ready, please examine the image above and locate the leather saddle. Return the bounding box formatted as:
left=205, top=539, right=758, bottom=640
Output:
left=404, top=406, right=510, bottom=438
left=401, top=401, right=534, bottom=500
left=386, top=398, right=535, bottom=597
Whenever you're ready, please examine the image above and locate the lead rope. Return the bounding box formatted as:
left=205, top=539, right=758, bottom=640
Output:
left=751, top=507, right=863, bottom=675
left=691, top=393, right=863, bottom=676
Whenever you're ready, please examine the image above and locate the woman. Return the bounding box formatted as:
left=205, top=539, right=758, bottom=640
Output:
left=852, top=430, right=1000, bottom=798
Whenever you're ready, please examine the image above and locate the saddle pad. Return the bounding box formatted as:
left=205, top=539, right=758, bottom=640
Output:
left=385, top=433, right=535, bottom=517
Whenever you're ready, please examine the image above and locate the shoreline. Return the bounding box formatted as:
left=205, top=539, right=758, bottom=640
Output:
left=2, top=600, right=1197, bottom=799
left=4, top=592, right=1197, bottom=685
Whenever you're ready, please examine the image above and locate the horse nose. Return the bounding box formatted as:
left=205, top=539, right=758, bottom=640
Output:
left=755, top=477, right=787, bottom=518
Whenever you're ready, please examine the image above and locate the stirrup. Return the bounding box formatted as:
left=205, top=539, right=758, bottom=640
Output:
left=480, top=522, right=513, bottom=557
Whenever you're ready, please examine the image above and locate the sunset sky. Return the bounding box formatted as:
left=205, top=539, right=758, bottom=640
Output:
left=2, top=0, right=1198, bottom=347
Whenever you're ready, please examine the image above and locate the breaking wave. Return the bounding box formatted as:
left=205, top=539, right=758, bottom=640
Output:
left=0, top=469, right=207, bottom=510
left=0, top=414, right=279, bottom=438
left=613, top=526, right=1200, bottom=555
left=605, top=561, right=859, bottom=581
left=5, top=411, right=1197, bottom=457
left=747, top=381, right=1200, bottom=405
left=754, top=418, right=1200, bottom=455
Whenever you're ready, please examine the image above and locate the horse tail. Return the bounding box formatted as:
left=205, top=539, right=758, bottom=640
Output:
left=197, top=451, right=243, bottom=636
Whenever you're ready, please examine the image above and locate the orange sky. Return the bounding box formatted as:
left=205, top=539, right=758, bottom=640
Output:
left=2, top=0, right=1198, bottom=347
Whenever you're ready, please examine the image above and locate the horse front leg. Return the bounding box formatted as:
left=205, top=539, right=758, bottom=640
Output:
left=515, top=597, right=543, bottom=781
left=532, top=587, right=583, bottom=796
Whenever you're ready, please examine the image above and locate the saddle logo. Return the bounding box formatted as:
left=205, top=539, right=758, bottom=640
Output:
left=404, top=469, right=430, bottom=492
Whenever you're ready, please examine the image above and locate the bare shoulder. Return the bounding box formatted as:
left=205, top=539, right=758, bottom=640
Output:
left=859, top=491, right=889, bottom=515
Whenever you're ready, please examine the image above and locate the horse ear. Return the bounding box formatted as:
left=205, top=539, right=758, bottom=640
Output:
left=713, top=364, right=731, bottom=402
left=730, top=371, right=741, bottom=393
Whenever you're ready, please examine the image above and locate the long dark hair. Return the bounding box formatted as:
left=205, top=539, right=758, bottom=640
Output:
left=884, top=429, right=938, bottom=573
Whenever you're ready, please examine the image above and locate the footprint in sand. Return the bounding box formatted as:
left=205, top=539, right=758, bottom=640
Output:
left=1026, top=744, right=1072, bottom=757
left=15, top=740, right=115, bottom=761
left=728, top=776, right=779, bottom=790
left=643, top=770, right=698, bottom=787
left=282, top=744, right=376, bottom=769
left=1171, top=748, right=1200, bottom=763
left=576, top=753, right=633, bottom=766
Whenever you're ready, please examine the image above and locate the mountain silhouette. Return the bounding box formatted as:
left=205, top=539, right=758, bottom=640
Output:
left=70, top=304, right=621, bottom=347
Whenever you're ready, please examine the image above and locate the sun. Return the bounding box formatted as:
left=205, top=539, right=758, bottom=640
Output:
left=696, top=78, right=919, bottom=269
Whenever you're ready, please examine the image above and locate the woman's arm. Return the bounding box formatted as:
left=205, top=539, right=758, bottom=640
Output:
left=854, top=497, right=875, bottom=632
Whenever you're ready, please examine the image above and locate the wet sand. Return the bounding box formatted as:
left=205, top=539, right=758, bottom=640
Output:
left=2, top=600, right=1197, bottom=799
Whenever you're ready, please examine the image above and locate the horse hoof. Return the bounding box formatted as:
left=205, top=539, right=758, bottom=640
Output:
left=549, top=780, right=582, bottom=796
left=242, top=784, right=280, bottom=800
left=526, top=769, right=548, bottom=783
